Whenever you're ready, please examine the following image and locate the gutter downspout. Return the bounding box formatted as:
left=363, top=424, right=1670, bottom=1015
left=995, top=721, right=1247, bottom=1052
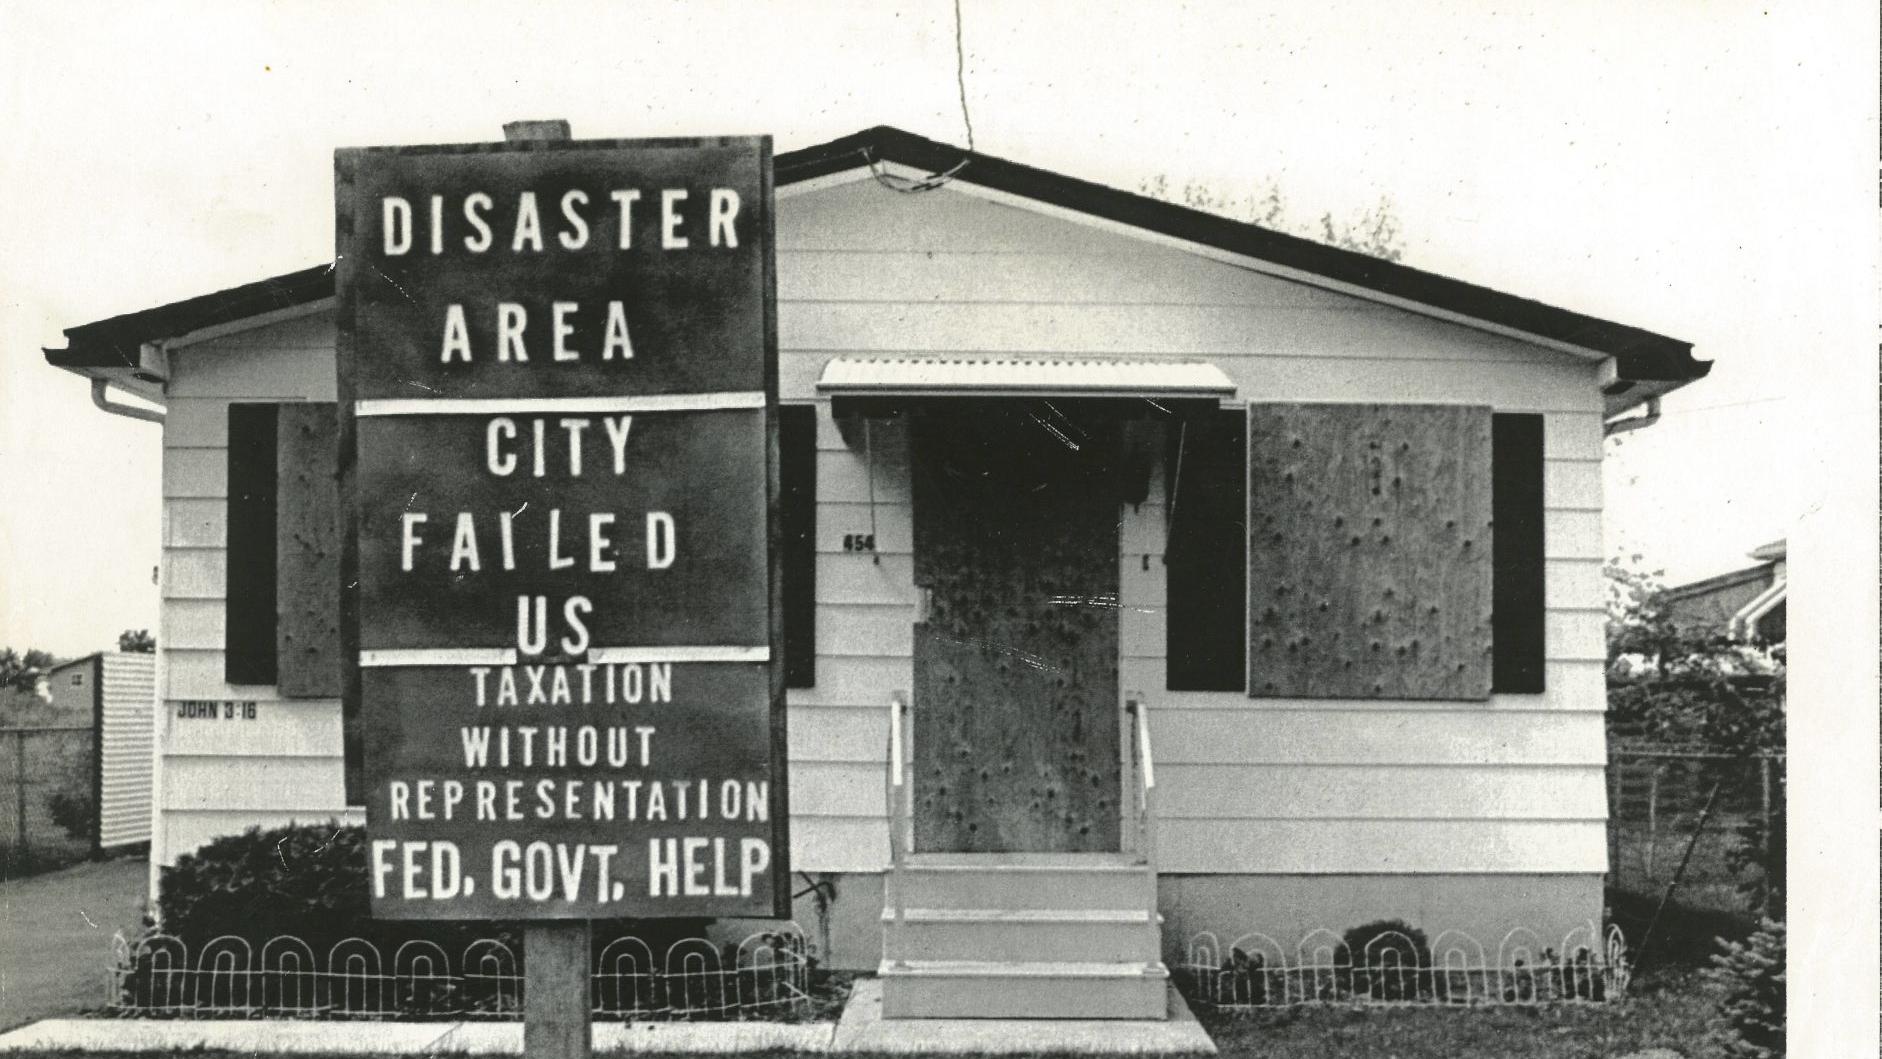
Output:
left=1603, top=395, right=1660, bottom=438
left=91, top=377, right=164, bottom=424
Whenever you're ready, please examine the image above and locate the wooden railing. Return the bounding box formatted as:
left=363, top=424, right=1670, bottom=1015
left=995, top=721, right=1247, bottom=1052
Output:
left=883, top=691, right=911, bottom=967
left=1125, top=693, right=1160, bottom=958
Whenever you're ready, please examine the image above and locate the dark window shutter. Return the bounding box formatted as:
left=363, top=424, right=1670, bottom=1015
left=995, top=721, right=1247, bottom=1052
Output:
left=1492, top=413, right=1546, bottom=693
left=225, top=404, right=279, bottom=685
left=276, top=403, right=342, bottom=697
left=1246, top=403, right=1494, bottom=700
left=780, top=405, right=817, bottom=688
left=1166, top=410, right=1247, bottom=691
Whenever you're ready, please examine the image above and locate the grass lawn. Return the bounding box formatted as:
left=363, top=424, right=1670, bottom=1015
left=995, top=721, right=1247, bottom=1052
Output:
left=0, top=971, right=1731, bottom=1059
left=1193, top=969, right=1729, bottom=1059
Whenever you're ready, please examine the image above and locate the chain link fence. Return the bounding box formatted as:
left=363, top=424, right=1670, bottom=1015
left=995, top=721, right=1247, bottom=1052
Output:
left=0, top=725, right=95, bottom=872
left=1607, top=743, right=1782, bottom=917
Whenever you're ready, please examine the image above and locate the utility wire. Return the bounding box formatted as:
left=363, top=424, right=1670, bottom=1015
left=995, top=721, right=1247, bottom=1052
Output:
left=864, top=0, right=977, bottom=195
left=954, top=0, right=976, bottom=151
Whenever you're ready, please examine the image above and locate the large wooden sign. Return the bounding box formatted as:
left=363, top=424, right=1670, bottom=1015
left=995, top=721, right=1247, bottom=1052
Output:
left=335, top=135, right=785, bottom=920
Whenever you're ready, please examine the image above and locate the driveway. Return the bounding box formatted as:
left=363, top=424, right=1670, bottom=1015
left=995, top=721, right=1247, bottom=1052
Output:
left=0, top=855, right=147, bottom=1031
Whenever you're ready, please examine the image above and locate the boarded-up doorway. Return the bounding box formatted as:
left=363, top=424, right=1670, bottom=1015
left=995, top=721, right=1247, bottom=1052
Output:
left=910, top=403, right=1122, bottom=853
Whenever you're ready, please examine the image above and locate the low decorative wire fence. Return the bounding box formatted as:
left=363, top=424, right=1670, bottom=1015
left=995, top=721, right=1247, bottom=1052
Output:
left=107, top=926, right=812, bottom=1021
left=1181, top=923, right=1629, bottom=1008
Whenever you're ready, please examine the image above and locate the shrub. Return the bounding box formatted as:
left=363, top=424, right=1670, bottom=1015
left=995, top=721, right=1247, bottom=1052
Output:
left=47, top=789, right=94, bottom=841
left=1340, top=919, right=1430, bottom=1001
left=1704, top=918, right=1784, bottom=1058
left=152, top=821, right=711, bottom=967
left=157, top=822, right=505, bottom=959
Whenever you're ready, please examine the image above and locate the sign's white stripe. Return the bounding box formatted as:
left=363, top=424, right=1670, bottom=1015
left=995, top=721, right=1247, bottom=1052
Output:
left=355, top=392, right=766, bottom=417
left=589, top=645, right=770, bottom=664
left=360, top=648, right=519, bottom=667
left=358, top=645, right=770, bottom=667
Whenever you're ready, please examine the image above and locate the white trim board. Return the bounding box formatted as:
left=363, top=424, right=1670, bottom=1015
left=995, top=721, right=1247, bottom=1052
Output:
left=355, top=391, right=765, bottom=416
left=359, top=645, right=769, bottom=667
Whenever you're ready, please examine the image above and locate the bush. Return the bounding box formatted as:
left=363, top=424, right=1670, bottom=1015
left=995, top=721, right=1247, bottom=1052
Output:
left=153, top=822, right=710, bottom=964
left=1704, top=918, right=1784, bottom=1058
left=1341, top=919, right=1431, bottom=1001
left=47, top=789, right=94, bottom=841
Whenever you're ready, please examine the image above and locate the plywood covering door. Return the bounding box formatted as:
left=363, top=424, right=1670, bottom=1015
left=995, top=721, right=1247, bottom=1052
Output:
left=910, top=405, right=1122, bottom=853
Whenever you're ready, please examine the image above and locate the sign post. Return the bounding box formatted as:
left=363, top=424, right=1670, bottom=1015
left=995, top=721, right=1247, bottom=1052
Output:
left=335, top=126, right=783, bottom=1057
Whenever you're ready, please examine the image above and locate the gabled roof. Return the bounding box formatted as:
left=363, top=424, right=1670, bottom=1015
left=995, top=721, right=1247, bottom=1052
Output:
left=47, top=125, right=1707, bottom=394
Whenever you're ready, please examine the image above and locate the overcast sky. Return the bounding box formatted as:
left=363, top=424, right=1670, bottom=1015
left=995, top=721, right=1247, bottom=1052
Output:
left=0, top=1, right=1864, bottom=657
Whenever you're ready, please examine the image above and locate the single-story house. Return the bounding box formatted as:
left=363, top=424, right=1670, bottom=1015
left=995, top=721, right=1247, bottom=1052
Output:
left=45, top=126, right=1707, bottom=1019
left=1661, top=539, right=1786, bottom=644
left=0, top=652, right=155, bottom=853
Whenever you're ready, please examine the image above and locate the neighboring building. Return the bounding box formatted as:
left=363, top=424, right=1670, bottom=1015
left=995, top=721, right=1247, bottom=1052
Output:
left=1662, top=540, right=1787, bottom=644
left=43, top=656, right=96, bottom=716
left=45, top=127, right=1707, bottom=1016
left=0, top=652, right=155, bottom=855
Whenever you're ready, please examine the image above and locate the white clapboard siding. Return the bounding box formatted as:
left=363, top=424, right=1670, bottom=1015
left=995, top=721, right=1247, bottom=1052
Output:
left=780, top=302, right=1560, bottom=365
left=167, top=331, right=337, bottom=399
left=164, top=499, right=226, bottom=549
left=98, top=653, right=156, bottom=849
left=816, top=554, right=918, bottom=605
left=165, top=700, right=345, bottom=758
left=164, top=756, right=347, bottom=811
left=1152, top=764, right=1606, bottom=820
left=791, top=818, right=888, bottom=874
left=785, top=656, right=913, bottom=709
left=163, top=448, right=228, bottom=500
left=788, top=763, right=887, bottom=818
left=164, top=648, right=284, bottom=699
left=789, top=705, right=893, bottom=762
left=162, top=600, right=226, bottom=650
left=156, top=325, right=344, bottom=865
left=821, top=605, right=916, bottom=657
left=777, top=249, right=1367, bottom=308
left=780, top=184, right=1141, bottom=254
left=185, top=310, right=336, bottom=356
left=1150, top=709, right=1605, bottom=767
left=815, top=503, right=915, bottom=554
left=164, top=551, right=226, bottom=600
left=1546, top=511, right=1605, bottom=561
left=1155, top=820, right=1606, bottom=874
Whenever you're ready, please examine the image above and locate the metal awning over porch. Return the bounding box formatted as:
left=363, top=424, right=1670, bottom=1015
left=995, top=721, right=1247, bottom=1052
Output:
left=815, top=356, right=1237, bottom=401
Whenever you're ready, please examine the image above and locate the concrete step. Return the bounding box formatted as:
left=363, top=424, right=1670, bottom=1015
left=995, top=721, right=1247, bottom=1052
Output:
left=895, top=855, right=1151, bottom=911
left=878, top=960, right=1170, bottom=1020
left=880, top=907, right=1162, bottom=963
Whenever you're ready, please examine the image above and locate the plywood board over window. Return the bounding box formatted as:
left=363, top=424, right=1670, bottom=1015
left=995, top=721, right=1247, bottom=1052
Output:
left=1247, top=403, right=1493, bottom=700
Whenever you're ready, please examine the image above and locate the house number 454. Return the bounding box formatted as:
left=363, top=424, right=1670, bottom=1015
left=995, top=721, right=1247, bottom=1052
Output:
left=843, top=533, right=876, bottom=553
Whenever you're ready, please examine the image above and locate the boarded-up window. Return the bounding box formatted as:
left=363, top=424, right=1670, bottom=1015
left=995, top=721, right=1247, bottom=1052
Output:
left=276, top=403, right=342, bottom=697
left=225, top=404, right=279, bottom=685
left=1166, top=411, right=1247, bottom=691
left=1491, top=413, right=1546, bottom=693
left=1246, top=403, right=1494, bottom=700
left=780, top=405, right=817, bottom=688
left=225, top=402, right=342, bottom=692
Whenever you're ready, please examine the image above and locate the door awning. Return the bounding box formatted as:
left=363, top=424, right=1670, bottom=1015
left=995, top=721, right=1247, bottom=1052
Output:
left=814, top=356, right=1237, bottom=401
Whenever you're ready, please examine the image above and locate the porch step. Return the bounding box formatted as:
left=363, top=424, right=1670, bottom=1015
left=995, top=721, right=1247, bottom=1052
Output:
left=878, top=959, right=1170, bottom=1020
left=896, top=855, right=1150, bottom=911
left=881, top=907, right=1163, bottom=963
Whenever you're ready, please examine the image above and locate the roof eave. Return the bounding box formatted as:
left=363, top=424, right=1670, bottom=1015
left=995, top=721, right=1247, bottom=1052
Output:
left=44, top=125, right=1707, bottom=388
